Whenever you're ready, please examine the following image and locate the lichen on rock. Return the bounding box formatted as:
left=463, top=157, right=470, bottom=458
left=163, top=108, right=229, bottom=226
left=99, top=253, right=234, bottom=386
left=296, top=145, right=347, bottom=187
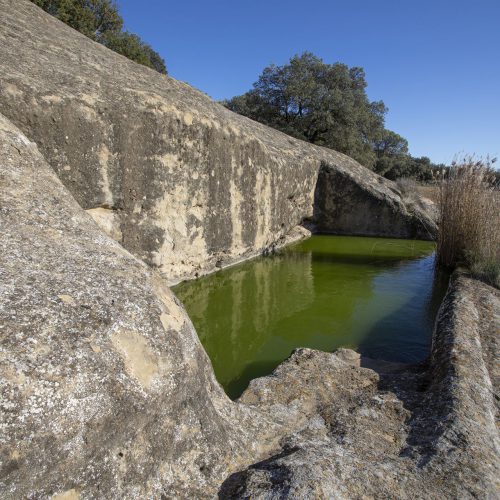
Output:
left=0, top=113, right=275, bottom=498
left=0, top=1, right=498, bottom=498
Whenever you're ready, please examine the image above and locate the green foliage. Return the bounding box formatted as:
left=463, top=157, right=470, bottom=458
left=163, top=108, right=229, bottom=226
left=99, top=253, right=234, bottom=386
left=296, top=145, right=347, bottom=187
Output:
left=373, top=129, right=408, bottom=158
left=32, top=0, right=122, bottom=40
left=374, top=154, right=436, bottom=182
left=224, top=52, right=386, bottom=167
left=224, top=52, right=444, bottom=179
left=30, top=0, right=167, bottom=74
left=101, top=31, right=167, bottom=74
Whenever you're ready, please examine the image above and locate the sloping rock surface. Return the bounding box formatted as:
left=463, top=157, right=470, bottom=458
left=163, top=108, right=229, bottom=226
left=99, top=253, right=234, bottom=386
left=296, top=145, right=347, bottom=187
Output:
left=0, top=0, right=435, bottom=284
left=0, top=113, right=280, bottom=498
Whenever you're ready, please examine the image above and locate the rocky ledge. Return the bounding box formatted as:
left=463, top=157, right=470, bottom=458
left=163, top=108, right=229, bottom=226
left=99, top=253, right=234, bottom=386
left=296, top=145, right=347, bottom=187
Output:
left=225, top=272, right=500, bottom=498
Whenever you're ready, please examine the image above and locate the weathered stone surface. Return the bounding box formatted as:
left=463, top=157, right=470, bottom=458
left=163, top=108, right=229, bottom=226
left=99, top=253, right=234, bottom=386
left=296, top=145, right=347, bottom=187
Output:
left=0, top=113, right=283, bottom=498
left=220, top=274, right=500, bottom=499
left=0, top=0, right=435, bottom=284
left=314, top=163, right=436, bottom=239
left=0, top=2, right=497, bottom=498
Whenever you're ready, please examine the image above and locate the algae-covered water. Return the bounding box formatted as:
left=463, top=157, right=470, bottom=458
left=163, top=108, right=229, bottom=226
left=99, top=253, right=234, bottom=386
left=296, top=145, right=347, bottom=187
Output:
left=173, top=235, right=448, bottom=399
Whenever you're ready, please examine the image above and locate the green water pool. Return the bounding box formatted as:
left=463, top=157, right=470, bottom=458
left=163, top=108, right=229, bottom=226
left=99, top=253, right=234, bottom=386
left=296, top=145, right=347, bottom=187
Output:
left=173, top=235, right=449, bottom=399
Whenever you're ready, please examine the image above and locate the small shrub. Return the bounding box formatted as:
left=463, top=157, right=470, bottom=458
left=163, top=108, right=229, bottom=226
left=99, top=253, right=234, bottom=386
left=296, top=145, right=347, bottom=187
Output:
left=436, top=156, right=500, bottom=287
left=31, top=0, right=167, bottom=74
left=396, top=177, right=417, bottom=197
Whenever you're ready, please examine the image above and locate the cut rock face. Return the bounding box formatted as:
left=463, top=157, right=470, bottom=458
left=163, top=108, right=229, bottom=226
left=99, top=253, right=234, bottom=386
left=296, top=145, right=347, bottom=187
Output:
left=0, top=0, right=435, bottom=285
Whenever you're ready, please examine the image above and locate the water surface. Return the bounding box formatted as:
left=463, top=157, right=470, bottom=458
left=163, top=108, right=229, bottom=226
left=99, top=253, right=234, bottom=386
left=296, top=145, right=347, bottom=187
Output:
left=173, top=236, right=448, bottom=399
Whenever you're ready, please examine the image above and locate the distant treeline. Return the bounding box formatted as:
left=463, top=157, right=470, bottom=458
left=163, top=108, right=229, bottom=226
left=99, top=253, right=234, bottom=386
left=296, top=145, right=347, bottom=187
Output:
left=223, top=52, right=446, bottom=181
left=31, top=0, right=167, bottom=74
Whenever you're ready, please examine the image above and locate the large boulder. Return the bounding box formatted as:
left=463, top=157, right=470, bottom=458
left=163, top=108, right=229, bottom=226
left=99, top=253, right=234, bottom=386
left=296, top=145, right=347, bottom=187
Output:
left=0, top=113, right=281, bottom=498
left=0, top=0, right=435, bottom=284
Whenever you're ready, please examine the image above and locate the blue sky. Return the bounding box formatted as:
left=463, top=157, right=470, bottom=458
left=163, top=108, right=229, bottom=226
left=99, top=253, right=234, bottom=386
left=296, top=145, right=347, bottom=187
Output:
left=117, top=0, right=499, bottom=164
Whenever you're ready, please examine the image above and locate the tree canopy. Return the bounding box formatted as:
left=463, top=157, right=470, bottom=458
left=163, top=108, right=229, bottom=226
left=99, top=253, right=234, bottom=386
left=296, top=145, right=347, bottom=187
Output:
left=224, top=53, right=385, bottom=167
left=31, top=0, right=167, bottom=74
left=224, top=52, right=441, bottom=179
left=101, top=31, right=167, bottom=74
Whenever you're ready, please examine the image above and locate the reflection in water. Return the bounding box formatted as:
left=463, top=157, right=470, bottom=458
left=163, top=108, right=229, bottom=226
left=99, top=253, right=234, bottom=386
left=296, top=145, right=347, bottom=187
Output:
left=173, top=236, right=448, bottom=399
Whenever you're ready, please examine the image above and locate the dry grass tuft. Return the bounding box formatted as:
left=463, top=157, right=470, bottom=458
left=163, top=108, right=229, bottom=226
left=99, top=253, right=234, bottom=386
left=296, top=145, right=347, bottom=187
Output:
left=437, top=156, right=500, bottom=287
left=396, top=177, right=418, bottom=197
left=416, top=184, right=439, bottom=203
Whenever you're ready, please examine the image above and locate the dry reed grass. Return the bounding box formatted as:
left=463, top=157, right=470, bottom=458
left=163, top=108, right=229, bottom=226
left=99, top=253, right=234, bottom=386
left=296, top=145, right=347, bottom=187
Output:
left=437, top=156, right=500, bottom=287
